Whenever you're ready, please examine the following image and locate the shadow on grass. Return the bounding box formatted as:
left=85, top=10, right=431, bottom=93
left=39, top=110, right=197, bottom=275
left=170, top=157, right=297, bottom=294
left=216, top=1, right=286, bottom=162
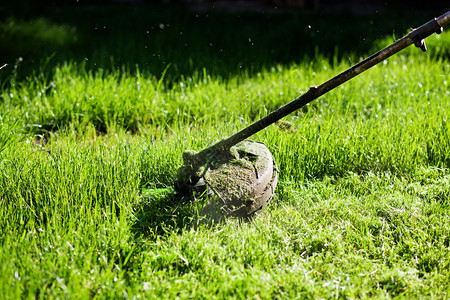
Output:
left=0, top=4, right=442, bottom=85
left=131, top=190, right=227, bottom=239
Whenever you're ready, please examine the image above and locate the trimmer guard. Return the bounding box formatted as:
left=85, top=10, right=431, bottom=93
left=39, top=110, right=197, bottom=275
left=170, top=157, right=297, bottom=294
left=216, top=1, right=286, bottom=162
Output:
left=203, top=140, right=278, bottom=218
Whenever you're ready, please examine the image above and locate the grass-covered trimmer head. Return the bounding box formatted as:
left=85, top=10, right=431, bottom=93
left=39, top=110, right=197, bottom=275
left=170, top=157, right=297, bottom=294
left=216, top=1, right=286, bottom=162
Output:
left=175, top=11, right=450, bottom=218
left=176, top=140, right=277, bottom=218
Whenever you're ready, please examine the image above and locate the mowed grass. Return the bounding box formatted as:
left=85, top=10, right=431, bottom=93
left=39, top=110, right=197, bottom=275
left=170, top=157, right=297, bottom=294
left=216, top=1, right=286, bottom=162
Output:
left=1, top=5, right=450, bottom=299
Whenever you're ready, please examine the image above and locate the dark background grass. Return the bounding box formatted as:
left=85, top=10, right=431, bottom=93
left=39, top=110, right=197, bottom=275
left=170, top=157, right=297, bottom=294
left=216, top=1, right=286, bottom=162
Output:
left=1, top=2, right=447, bottom=85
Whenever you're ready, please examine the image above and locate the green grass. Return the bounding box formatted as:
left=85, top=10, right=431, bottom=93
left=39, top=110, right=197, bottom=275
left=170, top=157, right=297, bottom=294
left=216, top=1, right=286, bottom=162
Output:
left=1, top=5, right=450, bottom=299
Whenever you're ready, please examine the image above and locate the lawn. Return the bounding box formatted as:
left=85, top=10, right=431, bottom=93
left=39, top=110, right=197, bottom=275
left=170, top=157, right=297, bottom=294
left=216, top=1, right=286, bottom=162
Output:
left=1, top=4, right=449, bottom=299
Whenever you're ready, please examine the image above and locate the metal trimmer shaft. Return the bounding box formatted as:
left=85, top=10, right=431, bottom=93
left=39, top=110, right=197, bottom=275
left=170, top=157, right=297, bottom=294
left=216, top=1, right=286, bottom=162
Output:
left=195, top=11, right=450, bottom=161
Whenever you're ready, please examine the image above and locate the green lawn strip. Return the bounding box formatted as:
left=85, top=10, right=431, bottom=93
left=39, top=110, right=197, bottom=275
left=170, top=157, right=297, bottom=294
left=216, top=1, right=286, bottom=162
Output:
left=1, top=163, right=448, bottom=298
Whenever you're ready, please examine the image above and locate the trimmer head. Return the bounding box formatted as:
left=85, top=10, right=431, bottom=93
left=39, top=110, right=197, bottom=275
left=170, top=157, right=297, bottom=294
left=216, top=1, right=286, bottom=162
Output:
left=203, top=140, right=278, bottom=217
left=175, top=140, right=278, bottom=218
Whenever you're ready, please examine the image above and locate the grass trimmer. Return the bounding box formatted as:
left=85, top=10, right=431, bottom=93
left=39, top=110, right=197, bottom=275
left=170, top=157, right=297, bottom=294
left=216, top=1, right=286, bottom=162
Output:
left=174, top=11, right=450, bottom=218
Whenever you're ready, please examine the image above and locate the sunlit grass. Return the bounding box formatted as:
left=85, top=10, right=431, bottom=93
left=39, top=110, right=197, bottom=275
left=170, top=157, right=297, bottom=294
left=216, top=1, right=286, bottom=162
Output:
left=0, top=6, right=449, bottom=299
